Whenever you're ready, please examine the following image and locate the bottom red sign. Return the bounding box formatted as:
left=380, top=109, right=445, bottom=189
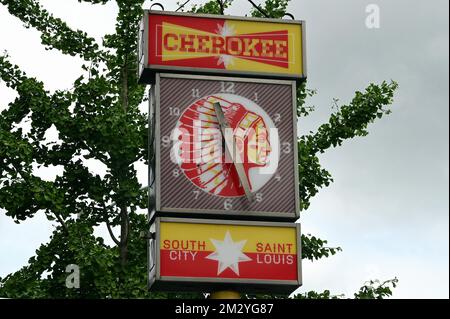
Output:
left=148, top=217, right=302, bottom=293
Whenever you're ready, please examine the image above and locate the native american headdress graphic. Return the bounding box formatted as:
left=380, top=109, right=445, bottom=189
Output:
left=174, top=94, right=273, bottom=197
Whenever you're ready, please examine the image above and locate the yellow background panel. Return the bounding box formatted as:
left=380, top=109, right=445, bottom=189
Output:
left=226, top=20, right=303, bottom=75
left=161, top=23, right=217, bottom=61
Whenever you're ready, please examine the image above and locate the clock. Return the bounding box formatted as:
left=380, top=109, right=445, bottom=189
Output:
left=151, top=73, right=299, bottom=221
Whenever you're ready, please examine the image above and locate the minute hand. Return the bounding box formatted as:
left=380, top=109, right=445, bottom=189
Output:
left=213, top=102, right=254, bottom=203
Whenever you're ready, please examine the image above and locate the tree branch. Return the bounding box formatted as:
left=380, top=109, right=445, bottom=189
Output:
left=247, top=0, right=270, bottom=18
left=217, top=0, right=224, bottom=14
left=307, top=81, right=398, bottom=154
left=105, top=219, right=120, bottom=246
left=54, top=212, right=69, bottom=234
left=121, top=62, right=129, bottom=112
left=77, top=0, right=111, bottom=4
left=176, top=0, right=191, bottom=12
left=119, top=205, right=129, bottom=267
left=0, top=0, right=106, bottom=62
left=299, top=81, right=398, bottom=211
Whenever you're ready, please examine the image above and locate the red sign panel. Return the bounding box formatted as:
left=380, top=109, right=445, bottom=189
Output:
left=149, top=218, right=302, bottom=293
left=138, top=11, right=306, bottom=82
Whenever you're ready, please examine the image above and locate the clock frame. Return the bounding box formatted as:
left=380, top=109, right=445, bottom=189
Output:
left=150, top=73, right=300, bottom=221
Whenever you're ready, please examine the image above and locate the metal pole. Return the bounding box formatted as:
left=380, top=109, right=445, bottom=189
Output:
left=210, top=291, right=241, bottom=299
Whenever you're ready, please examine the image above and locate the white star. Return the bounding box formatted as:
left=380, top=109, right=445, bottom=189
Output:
left=216, top=22, right=236, bottom=37
left=206, top=231, right=252, bottom=276
left=217, top=54, right=235, bottom=68
left=216, top=22, right=237, bottom=68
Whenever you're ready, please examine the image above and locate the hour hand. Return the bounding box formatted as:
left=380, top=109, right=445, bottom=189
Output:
left=213, top=102, right=254, bottom=203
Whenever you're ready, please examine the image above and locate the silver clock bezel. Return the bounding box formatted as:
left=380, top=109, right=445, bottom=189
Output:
left=154, top=73, right=300, bottom=221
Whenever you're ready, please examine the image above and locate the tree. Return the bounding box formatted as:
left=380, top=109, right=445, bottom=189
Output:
left=0, top=0, right=398, bottom=298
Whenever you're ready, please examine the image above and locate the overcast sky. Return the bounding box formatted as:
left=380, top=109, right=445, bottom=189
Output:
left=0, top=0, right=448, bottom=298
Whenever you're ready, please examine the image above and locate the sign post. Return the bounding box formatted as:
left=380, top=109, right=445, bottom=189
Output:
left=209, top=291, right=241, bottom=299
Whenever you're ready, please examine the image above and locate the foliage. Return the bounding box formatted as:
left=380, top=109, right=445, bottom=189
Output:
left=353, top=278, right=399, bottom=299
left=0, top=0, right=398, bottom=299
left=291, top=278, right=399, bottom=299
left=299, top=81, right=398, bottom=210
left=302, top=234, right=341, bottom=261
left=251, top=0, right=290, bottom=18
left=191, top=0, right=233, bottom=14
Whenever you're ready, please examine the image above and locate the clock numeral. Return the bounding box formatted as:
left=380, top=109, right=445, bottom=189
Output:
left=274, top=113, right=281, bottom=123
left=192, top=88, right=200, bottom=98
left=193, top=190, right=200, bottom=200
left=282, top=142, right=291, bottom=154
left=220, top=81, right=235, bottom=94
left=173, top=169, right=180, bottom=177
left=169, top=107, right=180, bottom=116
left=255, top=193, right=263, bottom=203
left=161, top=135, right=171, bottom=148
left=275, top=174, right=282, bottom=182
left=254, top=92, right=259, bottom=102
left=224, top=199, right=233, bottom=210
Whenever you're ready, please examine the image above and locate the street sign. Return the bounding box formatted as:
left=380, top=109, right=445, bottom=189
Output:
left=138, top=11, right=306, bottom=83
left=148, top=217, right=302, bottom=293
left=151, top=73, right=300, bottom=221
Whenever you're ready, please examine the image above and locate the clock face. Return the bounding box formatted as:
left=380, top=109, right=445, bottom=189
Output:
left=173, top=93, right=279, bottom=198
left=156, top=74, right=299, bottom=220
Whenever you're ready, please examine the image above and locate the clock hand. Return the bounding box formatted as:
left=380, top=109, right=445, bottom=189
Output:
left=213, top=102, right=254, bottom=203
